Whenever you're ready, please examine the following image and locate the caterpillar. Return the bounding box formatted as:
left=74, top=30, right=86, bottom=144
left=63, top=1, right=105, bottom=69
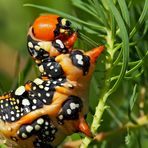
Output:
left=0, top=14, right=104, bottom=147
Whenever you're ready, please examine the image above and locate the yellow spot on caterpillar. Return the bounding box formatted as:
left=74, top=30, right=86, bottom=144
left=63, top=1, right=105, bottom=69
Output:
left=15, top=106, right=19, bottom=110
left=60, top=29, right=65, bottom=33
left=61, top=18, right=67, bottom=26
left=34, top=45, right=40, bottom=51
left=38, top=41, right=51, bottom=52
left=12, top=98, right=15, bottom=101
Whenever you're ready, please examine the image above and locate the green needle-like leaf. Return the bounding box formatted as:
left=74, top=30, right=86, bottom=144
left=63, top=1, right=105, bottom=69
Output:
left=130, top=0, right=148, bottom=38
left=129, top=84, right=138, bottom=111
left=72, top=0, right=101, bottom=21
left=106, top=0, right=129, bottom=95
left=24, top=4, right=106, bottom=32
left=118, top=0, right=130, bottom=27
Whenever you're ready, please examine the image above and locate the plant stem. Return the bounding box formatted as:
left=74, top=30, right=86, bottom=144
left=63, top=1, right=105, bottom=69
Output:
left=80, top=29, right=113, bottom=147
left=91, top=93, right=109, bottom=134
left=80, top=92, right=110, bottom=148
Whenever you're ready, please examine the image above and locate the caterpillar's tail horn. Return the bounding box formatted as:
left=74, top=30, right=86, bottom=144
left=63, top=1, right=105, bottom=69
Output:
left=86, top=45, right=104, bottom=63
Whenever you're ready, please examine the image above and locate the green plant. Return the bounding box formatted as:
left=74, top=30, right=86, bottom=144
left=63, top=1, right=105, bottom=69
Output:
left=1, top=0, right=148, bottom=147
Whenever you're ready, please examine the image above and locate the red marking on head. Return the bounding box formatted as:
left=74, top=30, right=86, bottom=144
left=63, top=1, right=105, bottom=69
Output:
left=64, top=32, right=78, bottom=49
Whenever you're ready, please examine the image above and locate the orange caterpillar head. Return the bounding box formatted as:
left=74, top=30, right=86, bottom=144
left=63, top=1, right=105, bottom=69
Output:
left=32, top=14, right=74, bottom=41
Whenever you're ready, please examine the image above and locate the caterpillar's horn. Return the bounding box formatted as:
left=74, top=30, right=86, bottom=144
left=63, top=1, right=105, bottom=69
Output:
left=86, top=45, right=104, bottom=63
left=77, top=115, right=92, bottom=137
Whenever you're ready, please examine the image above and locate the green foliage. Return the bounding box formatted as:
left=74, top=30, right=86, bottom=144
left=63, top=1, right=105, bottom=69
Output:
left=0, top=144, right=7, bottom=148
left=0, top=0, right=148, bottom=147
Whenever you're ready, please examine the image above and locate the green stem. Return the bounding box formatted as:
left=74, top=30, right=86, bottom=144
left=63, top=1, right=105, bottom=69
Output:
left=91, top=94, right=109, bottom=134
left=80, top=30, right=113, bottom=148
left=80, top=86, right=111, bottom=148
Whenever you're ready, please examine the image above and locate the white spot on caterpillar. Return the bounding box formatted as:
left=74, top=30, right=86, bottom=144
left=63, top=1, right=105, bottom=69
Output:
left=5, top=103, right=8, bottom=107
left=70, top=103, right=77, bottom=110
left=45, top=121, right=49, bottom=125
left=5, top=114, right=8, bottom=119
left=54, top=69, right=58, bottom=72
left=44, top=87, right=49, bottom=91
left=34, top=45, right=40, bottom=51
left=39, top=85, right=44, bottom=89
left=75, top=54, right=83, bottom=65
left=32, top=106, right=36, bottom=110
left=39, top=65, right=44, bottom=73
left=43, top=99, right=47, bottom=103
left=11, top=116, right=15, bottom=121
left=58, top=78, right=62, bottom=81
left=47, top=81, right=51, bottom=84
left=34, top=78, right=43, bottom=85
left=37, top=118, right=44, bottom=125
left=11, top=111, right=15, bottom=114
left=3, top=116, right=5, bottom=120
left=1, top=105, right=3, bottom=109
left=56, top=39, right=64, bottom=48
left=16, top=99, right=20, bottom=104
left=31, top=94, right=35, bottom=97
left=50, top=65, right=54, bottom=70
left=22, top=133, right=27, bottom=138
left=43, top=53, right=49, bottom=57
left=38, top=93, right=41, bottom=97
left=33, top=99, right=37, bottom=104
left=26, top=125, right=33, bottom=133
left=53, top=81, right=57, bottom=84
left=15, top=86, right=25, bottom=96
left=67, top=109, right=72, bottom=115
left=22, top=99, right=30, bottom=106
left=33, top=86, right=36, bottom=90
left=16, top=113, right=20, bottom=118
left=59, top=115, right=63, bottom=120
left=45, top=126, right=48, bottom=129
left=35, top=125, right=41, bottom=131
left=76, top=104, right=80, bottom=108
left=46, top=93, right=50, bottom=97
left=47, top=62, right=52, bottom=67
left=28, top=42, right=33, bottom=48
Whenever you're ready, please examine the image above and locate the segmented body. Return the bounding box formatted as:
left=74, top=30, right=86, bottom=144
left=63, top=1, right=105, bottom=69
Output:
left=0, top=15, right=104, bottom=147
